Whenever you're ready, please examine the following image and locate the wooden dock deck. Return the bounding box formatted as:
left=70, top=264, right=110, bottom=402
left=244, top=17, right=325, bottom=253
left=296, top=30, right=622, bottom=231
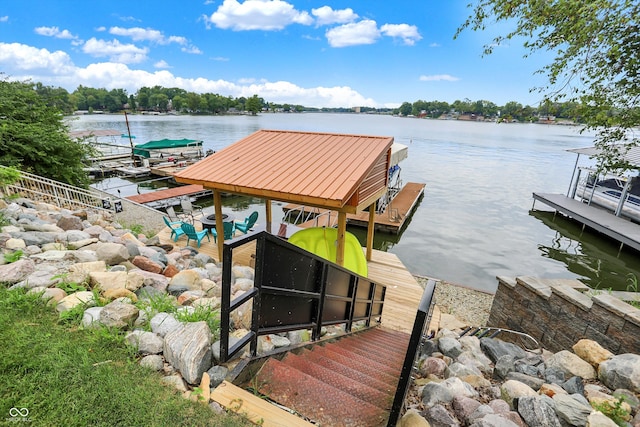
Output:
left=126, top=184, right=211, bottom=206
left=532, top=192, right=640, bottom=252
left=283, top=182, right=425, bottom=234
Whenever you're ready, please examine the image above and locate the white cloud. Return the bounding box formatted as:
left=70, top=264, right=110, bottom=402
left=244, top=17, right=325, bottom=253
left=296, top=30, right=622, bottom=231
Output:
left=34, top=26, right=78, bottom=40
left=154, top=60, right=171, bottom=69
left=205, top=0, right=313, bottom=31
left=380, top=24, right=421, bottom=46
left=419, top=74, right=460, bottom=82
left=0, top=42, right=76, bottom=74
left=429, top=42, right=441, bottom=48
left=0, top=41, right=379, bottom=108
left=82, top=38, right=148, bottom=64
left=181, top=45, right=203, bottom=54
left=311, top=6, right=358, bottom=26
left=0, top=16, right=8, bottom=23
left=325, top=20, right=380, bottom=48
left=211, top=56, right=230, bottom=62
left=109, top=26, right=187, bottom=45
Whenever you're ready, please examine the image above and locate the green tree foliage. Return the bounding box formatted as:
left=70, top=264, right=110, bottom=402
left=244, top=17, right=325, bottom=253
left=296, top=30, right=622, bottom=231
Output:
left=245, top=94, right=263, bottom=115
left=0, top=77, right=92, bottom=187
left=457, top=0, right=640, bottom=172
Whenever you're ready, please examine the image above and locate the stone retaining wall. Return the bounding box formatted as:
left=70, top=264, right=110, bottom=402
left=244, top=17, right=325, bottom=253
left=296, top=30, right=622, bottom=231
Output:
left=488, top=276, right=640, bottom=354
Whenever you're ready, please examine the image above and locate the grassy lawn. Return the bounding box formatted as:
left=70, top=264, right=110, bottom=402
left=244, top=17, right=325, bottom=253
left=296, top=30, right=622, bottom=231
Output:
left=0, top=287, right=251, bottom=427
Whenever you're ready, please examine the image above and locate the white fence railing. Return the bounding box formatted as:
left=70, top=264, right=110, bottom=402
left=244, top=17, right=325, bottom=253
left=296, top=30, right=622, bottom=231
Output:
left=0, top=165, right=118, bottom=214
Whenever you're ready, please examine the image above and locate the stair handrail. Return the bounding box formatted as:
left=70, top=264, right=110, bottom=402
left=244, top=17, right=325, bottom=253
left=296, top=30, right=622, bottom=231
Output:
left=218, top=230, right=386, bottom=363
left=0, top=165, right=116, bottom=213
left=387, top=279, right=437, bottom=427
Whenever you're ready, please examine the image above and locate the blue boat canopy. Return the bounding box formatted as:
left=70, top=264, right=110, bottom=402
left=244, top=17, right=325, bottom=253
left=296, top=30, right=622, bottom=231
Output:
left=133, top=138, right=202, bottom=158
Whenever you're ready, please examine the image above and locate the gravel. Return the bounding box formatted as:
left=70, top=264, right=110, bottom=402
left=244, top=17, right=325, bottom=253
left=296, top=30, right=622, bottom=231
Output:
left=414, top=276, right=495, bottom=327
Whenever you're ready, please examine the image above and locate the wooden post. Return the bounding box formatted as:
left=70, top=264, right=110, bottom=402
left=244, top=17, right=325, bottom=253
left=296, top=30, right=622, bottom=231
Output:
left=366, top=203, right=375, bottom=261
left=214, top=191, right=224, bottom=261
left=336, top=211, right=347, bottom=266
left=265, top=198, right=272, bottom=233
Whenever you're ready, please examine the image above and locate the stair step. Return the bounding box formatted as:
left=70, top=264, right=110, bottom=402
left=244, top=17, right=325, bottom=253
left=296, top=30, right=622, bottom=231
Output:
left=256, top=358, right=388, bottom=427
left=300, top=348, right=397, bottom=392
left=310, top=345, right=399, bottom=387
left=344, top=336, right=407, bottom=362
left=336, top=340, right=405, bottom=367
left=280, top=352, right=393, bottom=409
left=354, top=329, right=411, bottom=348
left=322, top=343, right=399, bottom=376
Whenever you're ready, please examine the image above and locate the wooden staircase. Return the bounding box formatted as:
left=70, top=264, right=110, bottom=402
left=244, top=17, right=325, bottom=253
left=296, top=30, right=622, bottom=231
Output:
left=252, top=328, right=410, bottom=427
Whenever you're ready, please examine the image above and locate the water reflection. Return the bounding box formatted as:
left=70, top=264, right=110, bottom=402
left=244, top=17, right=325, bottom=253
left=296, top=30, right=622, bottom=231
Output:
left=529, top=210, right=640, bottom=291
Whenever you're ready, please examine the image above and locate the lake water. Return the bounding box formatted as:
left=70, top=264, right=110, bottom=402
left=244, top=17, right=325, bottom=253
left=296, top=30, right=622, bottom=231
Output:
left=68, top=113, right=640, bottom=293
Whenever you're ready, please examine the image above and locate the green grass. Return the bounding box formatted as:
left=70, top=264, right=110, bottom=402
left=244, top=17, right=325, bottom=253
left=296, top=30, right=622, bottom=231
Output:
left=0, top=287, right=251, bottom=427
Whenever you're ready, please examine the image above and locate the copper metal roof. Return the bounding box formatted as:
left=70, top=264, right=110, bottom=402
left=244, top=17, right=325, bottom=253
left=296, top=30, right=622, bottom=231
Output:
left=174, top=129, right=394, bottom=211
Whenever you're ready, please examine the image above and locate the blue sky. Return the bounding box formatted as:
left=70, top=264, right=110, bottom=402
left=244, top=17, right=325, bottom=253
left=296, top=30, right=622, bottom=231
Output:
left=0, top=1, right=552, bottom=108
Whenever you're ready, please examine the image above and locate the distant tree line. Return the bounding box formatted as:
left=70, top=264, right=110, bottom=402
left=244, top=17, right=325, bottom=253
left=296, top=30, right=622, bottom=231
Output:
left=32, top=82, right=582, bottom=123
left=394, top=98, right=582, bottom=123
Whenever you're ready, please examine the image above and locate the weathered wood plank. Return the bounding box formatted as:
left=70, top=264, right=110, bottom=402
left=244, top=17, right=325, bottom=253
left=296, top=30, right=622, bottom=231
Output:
left=211, top=381, right=315, bottom=426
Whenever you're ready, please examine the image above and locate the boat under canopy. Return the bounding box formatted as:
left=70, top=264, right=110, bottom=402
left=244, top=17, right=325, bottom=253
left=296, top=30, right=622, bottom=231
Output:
left=133, top=138, right=203, bottom=158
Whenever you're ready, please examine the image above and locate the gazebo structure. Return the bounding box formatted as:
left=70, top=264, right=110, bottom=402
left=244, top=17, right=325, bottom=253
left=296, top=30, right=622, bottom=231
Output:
left=173, top=129, right=395, bottom=267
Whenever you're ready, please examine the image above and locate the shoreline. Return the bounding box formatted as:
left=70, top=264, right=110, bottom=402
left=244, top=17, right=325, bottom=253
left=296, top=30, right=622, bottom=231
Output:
left=414, top=275, right=494, bottom=327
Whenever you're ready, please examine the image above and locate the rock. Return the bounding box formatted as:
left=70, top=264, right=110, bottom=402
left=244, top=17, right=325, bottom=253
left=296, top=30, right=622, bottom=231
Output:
left=163, top=321, right=212, bottom=385
left=438, top=336, right=463, bottom=359
left=399, top=409, right=430, bottom=427
left=500, top=380, right=538, bottom=410
left=95, top=242, right=130, bottom=265
left=131, top=255, right=164, bottom=274
left=553, top=394, right=592, bottom=427
left=192, top=297, right=221, bottom=311
left=544, top=366, right=566, bottom=385
left=268, top=334, right=291, bottom=348
left=99, top=300, right=139, bottom=329
left=56, top=215, right=84, bottom=230
left=516, top=395, right=562, bottom=427
left=125, top=272, right=145, bottom=292
left=177, top=290, right=206, bottom=306
left=232, top=265, right=253, bottom=280
left=5, top=238, right=26, bottom=249
left=286, top=329, right=310, bottom=345
left=15, top=265, right=60, bottom=289
left=82, top=306, right=104, bottom=328
left=562, top=376, right=585, bottom=395
left=495, top=355, right=516, bottom=380
left=572, top=339, right=614, bottom=368
left=506, top=372, right=544, bottom=391
left=162, top=264, right=179, bottom=278
left=207, top=365, right=229, bottom=388
left=140, top=355, right=164, bottom=371
left=419, top=356, right=448, bottom=378
left=168, top=270, right=203, bottom=294
left=67, top=238, right=99, bottom=250
left=425, top=404, right=459, bottom=427
left=585, top=411, right=619, bottom=427
left=103, top=288, right=138, bottom=302
left=469, top=413, right=520, bottom=427
left=446, top=362, right=482, bottom=378
left=150, top=312, right=182, bottom=337
left=90, top=271, right=128, bottom=293
left=67, top=261, right=107, bottom=284
left=453, top=395, right=482, bottom=424
left=29, top=287, right=67, bottom=305
left=56, top=291, right=95, bottom=312
left=598, top=354, right=640, bottom=393
left=480, top=338, right=527, bottom=363
left=126, top=330, right=164, bottom=355
left=467, top=405, right=495, bottom=424
left=422, top=376, right=477, bottom=406
left=0, top=258, right=36, bottom=284
left=488, top=399, right=511, bottom=414
left=539, top=383, right=568, bottom=398
left=546, top=350, right=597, bottom=380
left=133, top=270, right=170, bottom=292
left=161, top=374, right=188, bottom=392
left=461, top=374, right=492, bottom=388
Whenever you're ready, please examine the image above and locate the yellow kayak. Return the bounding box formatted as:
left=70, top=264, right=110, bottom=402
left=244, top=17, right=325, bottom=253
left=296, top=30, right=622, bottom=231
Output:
left=288, top=227, right=368, bottom=277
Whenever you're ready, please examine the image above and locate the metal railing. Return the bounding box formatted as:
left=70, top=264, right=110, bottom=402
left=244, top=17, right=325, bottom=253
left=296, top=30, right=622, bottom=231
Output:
left=387, top=279, right=437, bottom=427
left=218, top=230, right=386, bottom=363
left=0, top=165, right=117, bottom=213
left=282, top=205, right=338, bottom=228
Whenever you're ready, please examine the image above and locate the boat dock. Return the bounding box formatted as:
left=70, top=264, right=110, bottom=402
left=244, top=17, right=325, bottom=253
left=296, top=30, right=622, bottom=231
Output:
left=532, top=192, right=640, bottom=252
left=282, top=182, right=425, bottom=234
left=126, top=184, right=212, bottom=208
